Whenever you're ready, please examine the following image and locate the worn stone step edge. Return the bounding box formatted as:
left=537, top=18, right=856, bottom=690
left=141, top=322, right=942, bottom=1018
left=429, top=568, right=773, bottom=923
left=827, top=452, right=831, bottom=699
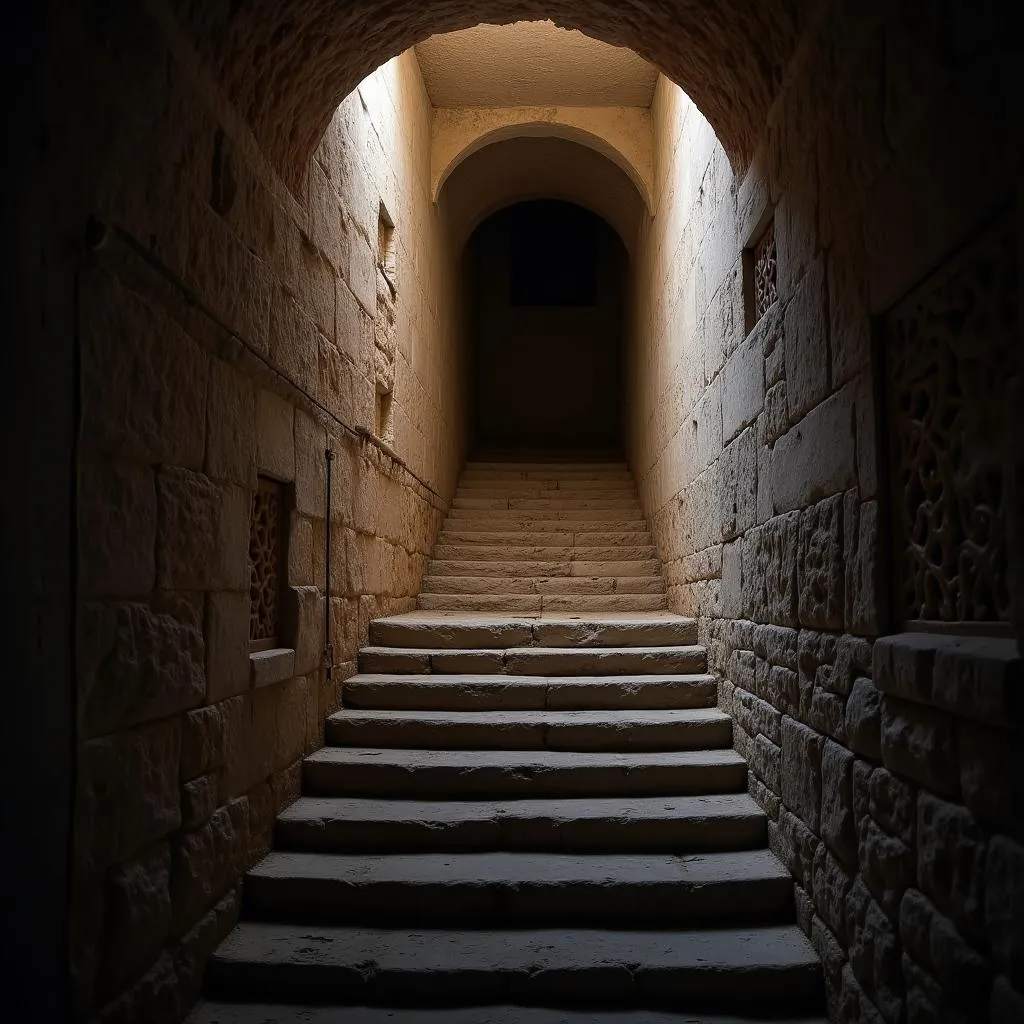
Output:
left=206, top=922, right=823, bottom=1007
left=418, top=596, right=669, bottom=614
left=431, top=545, right=658, bottom=561
left=442, top=521, right=652, bottom=533
left=275, top=793, right=766, bottom=852
left=437, top=532, right=655, bottom=545
left=343, top=672, right=715, bottom=709
left=302, top=746, right=749, bottom=798
left=325, top=708, right=733, bottom=752
left=420, top=576, right=667, bottom=597
left=243, top=849, right=793, bottom=923
left=358, top=645, right=708, bottom=676
left=428, top=560, right=662, bottom=579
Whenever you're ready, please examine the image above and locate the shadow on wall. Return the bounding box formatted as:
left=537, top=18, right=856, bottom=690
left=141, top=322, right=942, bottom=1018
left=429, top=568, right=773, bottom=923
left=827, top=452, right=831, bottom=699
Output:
left=467, top=200, right=627, bottom=451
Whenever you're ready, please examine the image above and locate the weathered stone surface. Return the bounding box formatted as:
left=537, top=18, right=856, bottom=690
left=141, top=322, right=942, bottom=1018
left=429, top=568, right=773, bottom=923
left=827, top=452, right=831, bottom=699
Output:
left=256, top=388, right=295, bottom=482
left=80, top=602, right=205, bottom=738
left=293, top=409, right=326, bottom=518
left=719, top=427, right=757, bottom=541
left=736, top=686, right=782, bottom=745
left=784, top=258, right=830, bottom=422
left=206, top=359, right=256, bottom=487
left=80, top=268, right=208, bottom=468
left=720, top=539, right=743, bottom=618
left=775, top=806, right=820, bottom=888
left=931, top=636, right=1023, bottom=730
left=808, top=688, right=846, bottom=743
left=797, top=629, right=837, bottom=720
left=813, top=842, right=852, bottom=938
left=853, top=759, right=872, bottom=829
left=845, top=676, right=882, bottom=758
left=782, top=716, right=824, bottom=831
left=753, top=623, right=798, bottom=670
left=101, top=842, right=172, bottom=993
left=899, top=888, right=995, bottom=1014
left=821, top=739, right=856, bottom=867
left=762, top=379, right=789, bottom=444
left=902, top=952, right=949, bottom=1024
left=181, top=704, right=228, bottom=781
left=173, top=890, right=241, bottom=1013
left=959, top=721, right=1024, bottom=836
left=986, top=835, right=1024, bottom=981
left=205, top=592, right=250, bottom=703
left=847, top=881, right=904, bottom=1024
left=797, top=492, right=844, bottom=629
left=869, top=768, right=915, bottom=848
left=182, top=773, right=219, bottom=831
left=838, top=962, right=887, bottom=1024
left=283, top=585, right=322, bottom=675
left=156, top=468, right=248, bottom=591
left=76, top=721, right=182, bottom=870
left=843, top=492, right=880, bottom=635
left=78, top=454, right=157, bottom=597
left=873, top=634, right=939, bottom=704
left=881, top=696, right=959, bottom=797
left=860, top=817, right=914, bottom=922
left=721, top=335, right=764, bottom=443
left=833, top=635, right=873, bottom=694
left=811, top=914, right=846, bottom=999
left=917, top=793, right=987, bottom=942
left=749, top=731, right=782, bottom=792
left=742, top=512, right=798, bottom=625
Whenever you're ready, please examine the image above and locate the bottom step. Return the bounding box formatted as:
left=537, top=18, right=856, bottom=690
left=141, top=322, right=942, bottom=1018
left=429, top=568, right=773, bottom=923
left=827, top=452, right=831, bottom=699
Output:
left=207, top=923, right=822, bottom=1008
left=190, top=1004, right=828, bottom=1024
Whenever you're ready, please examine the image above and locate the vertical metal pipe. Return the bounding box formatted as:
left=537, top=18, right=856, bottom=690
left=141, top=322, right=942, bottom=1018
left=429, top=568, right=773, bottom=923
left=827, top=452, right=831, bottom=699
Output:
left=324, top=447, right=335, bottom=679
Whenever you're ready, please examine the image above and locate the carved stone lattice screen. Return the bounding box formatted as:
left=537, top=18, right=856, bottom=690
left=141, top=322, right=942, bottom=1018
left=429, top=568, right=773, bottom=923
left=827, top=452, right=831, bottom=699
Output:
left=249, top=477, right=282, bottom=650
left=752, top=220, right=777, bottom=322
left=884, top=215, right=1017, bottom=628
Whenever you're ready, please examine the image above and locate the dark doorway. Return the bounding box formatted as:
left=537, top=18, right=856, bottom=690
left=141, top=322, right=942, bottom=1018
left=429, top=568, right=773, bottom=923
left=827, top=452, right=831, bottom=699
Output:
left=465, top=200, right=627, bottom=453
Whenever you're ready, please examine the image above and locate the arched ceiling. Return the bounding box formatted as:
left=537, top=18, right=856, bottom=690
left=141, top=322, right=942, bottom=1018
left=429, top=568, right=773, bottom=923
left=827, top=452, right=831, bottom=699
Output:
left=440, top=135, right=646, bottom=256
left=168, top=0, right=808, bottom=191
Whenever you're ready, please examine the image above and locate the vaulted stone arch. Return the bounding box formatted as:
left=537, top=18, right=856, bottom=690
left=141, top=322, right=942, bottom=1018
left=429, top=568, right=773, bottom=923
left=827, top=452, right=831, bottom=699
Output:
left=168, top=0, right=807, bottom=188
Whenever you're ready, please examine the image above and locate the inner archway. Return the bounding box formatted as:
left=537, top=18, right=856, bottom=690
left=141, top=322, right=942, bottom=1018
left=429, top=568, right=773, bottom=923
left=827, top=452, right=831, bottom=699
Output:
left=466, top=199, right=628, bottom=452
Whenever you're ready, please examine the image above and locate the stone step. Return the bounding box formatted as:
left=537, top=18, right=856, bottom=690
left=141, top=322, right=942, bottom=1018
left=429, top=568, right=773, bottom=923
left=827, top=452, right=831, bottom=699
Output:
left=368, top=616, right=698, bottom=650
left=448, top=508, right=646, bottom=522
left=206, top=922, right=823, bottom=1008
left=243, top=849, right=793, bottom=924
left=428, top=560, right=661, bottom=579
left=457, top=485, right=640, bottom=496
left=461, top=467, right=632, bottom=477
left=418, top=595, right=670, bottom=613
left=431, top=545, right=658, bottom=562
left=538, top=595, right=670, bottom=613
left=443, top=519, right=652, bottom=533
left=417, top=594, right=545, bottom=613
left=344, top=673, right=715, bottom=711
left=452, top=497, right=643, bottom=510
left=420, top=577, right=666, bottom=597
left=190, top=1003, right=830, bottom=1024
left=357, top=645, right=707, bottom=675
left=275, top=793, right=765, bottom=852
left=437, top=531, right=655, bottom=546
left=464, top=461, right=629, bottom=470
left=303, top=747, right=748, bottom=798
left=325, top=708, right=732, bottom=752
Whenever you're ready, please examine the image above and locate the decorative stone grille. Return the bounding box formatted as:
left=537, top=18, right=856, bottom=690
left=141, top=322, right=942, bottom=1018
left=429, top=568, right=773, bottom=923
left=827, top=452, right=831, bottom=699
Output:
left=884, top=216, right=1016, bottom=627
left=752, top=221, right=777, bottom=322
left=249, top=477, right=282, bottom=649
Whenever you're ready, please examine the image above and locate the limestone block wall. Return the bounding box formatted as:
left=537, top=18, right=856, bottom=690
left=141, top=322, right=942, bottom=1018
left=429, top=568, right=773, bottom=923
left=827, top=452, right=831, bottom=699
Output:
left=626, top=1, right=1023, bottom=1020
left=70, top=8, right=466, bottom=1019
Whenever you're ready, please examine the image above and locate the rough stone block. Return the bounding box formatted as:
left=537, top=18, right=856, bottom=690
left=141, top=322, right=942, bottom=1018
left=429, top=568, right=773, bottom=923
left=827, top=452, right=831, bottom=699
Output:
left=846, top=883, right=905, bottom=1024
left=181, top=704, right=228, bottom=781
left=181, top=773, right=218, bottom=831
left=737, top=686, right=783, bottom=745
left=348, top=231, right=376, bottom=316
left=931, top=636, right=1023, bottom=730
left=769, top=382, right=858, bottom=514
left=759, top=661, right=800, bottom=717
left=843, top=492, right=881, bottom=635
left=785, top=257, right=831, bottom=422
left=721, top=333, right=764, bottom=443
left=777, top=805, right=821, bottom=887
left=813, top=842, right=853, bottom=938
left=860, top=816, right=915, bottom=921
left=156, top=468, right=248, bottom=591
left=78, top=454, right=157, bottom=598
left=985, top=835, right=1024, bottom=984
left=833, top=634, right=873, bottom=694
left=829, top=228, right=873, bottom=389
left=743, top=512, right=799, bottom=625
left=753, top=623, right=799, bottom=669
left=269, top=288, right=319, bottom=399
left=798, top=492, right=844, bottom=629
left=873, top=633, right=939, bottom=704
left=846, top=677, right=882, bottom=758
left=79, top=601, right=205, bottom=739
left=172, top=889, right=241, bottom=1014
left=958, top=721, right=1024, bottom=836
left=798, top=630, right=837, bottom=720
left=205, top=591, right=250, bottom=704
left=917, top=793, right=987, bottom=942
left=838, top=963, right=887, bottom=1024
left=256, top=388, right=295, bottom=482
left=293, top=409, right=327, bottom=519
left=881, top=695, right=959, bottom=797
left=868, top=768, right=916, bottom=848
left=283, top=585, right=322, bottom=676
left=719, top=427, right=757, bottom=542
left=749, top=731, right=782, bottom=792
left=853, top=759, right=872, bottom=829
left=782, top=716, right=825, bottom=831
left=76, top=720, right=182, bottom=871
left=821, top=739, right=857, bottom=867
left=808, top=687, right=847, bottom=743
left=205, top=358, right=256, bottom=487
left=720, top=539, right=743, bottom=618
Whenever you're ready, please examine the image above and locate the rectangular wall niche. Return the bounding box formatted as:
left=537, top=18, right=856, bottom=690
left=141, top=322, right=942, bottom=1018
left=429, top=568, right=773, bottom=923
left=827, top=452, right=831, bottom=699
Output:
left=883, top=214, right=1017, bottom=630
left=744, top=219, right=777, bottom=331
left=249, top=476, right=284, bottom=651
left=374, top=200, right=397, bottom=444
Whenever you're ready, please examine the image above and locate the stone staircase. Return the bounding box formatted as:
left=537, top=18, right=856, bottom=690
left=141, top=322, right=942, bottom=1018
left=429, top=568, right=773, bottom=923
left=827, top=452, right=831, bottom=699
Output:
left=190, top=460, right=824, bottom=1023
left=420, top=461, right=668, bottom=613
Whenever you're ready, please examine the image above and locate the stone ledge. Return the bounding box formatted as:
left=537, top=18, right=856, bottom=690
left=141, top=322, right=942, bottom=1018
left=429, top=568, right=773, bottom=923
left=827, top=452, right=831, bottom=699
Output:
left=250, top=648, right=296, bottom=688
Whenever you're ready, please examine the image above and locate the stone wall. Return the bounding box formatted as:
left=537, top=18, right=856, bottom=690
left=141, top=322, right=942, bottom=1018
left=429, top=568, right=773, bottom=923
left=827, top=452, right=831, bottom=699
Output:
left=626, top=0, right=1022, bottom=1019
left=69, top=8, right=467, bottom=1019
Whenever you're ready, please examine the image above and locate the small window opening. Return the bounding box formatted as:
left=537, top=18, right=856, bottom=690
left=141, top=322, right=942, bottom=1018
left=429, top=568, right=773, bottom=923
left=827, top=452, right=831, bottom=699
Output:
left=375, top=389, right=394, bottom=443
left=249, top=477, right=284, bottom=651
left=744, top=218, right=777, bottom=330
left=378, top=202, right=396, bottom=288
